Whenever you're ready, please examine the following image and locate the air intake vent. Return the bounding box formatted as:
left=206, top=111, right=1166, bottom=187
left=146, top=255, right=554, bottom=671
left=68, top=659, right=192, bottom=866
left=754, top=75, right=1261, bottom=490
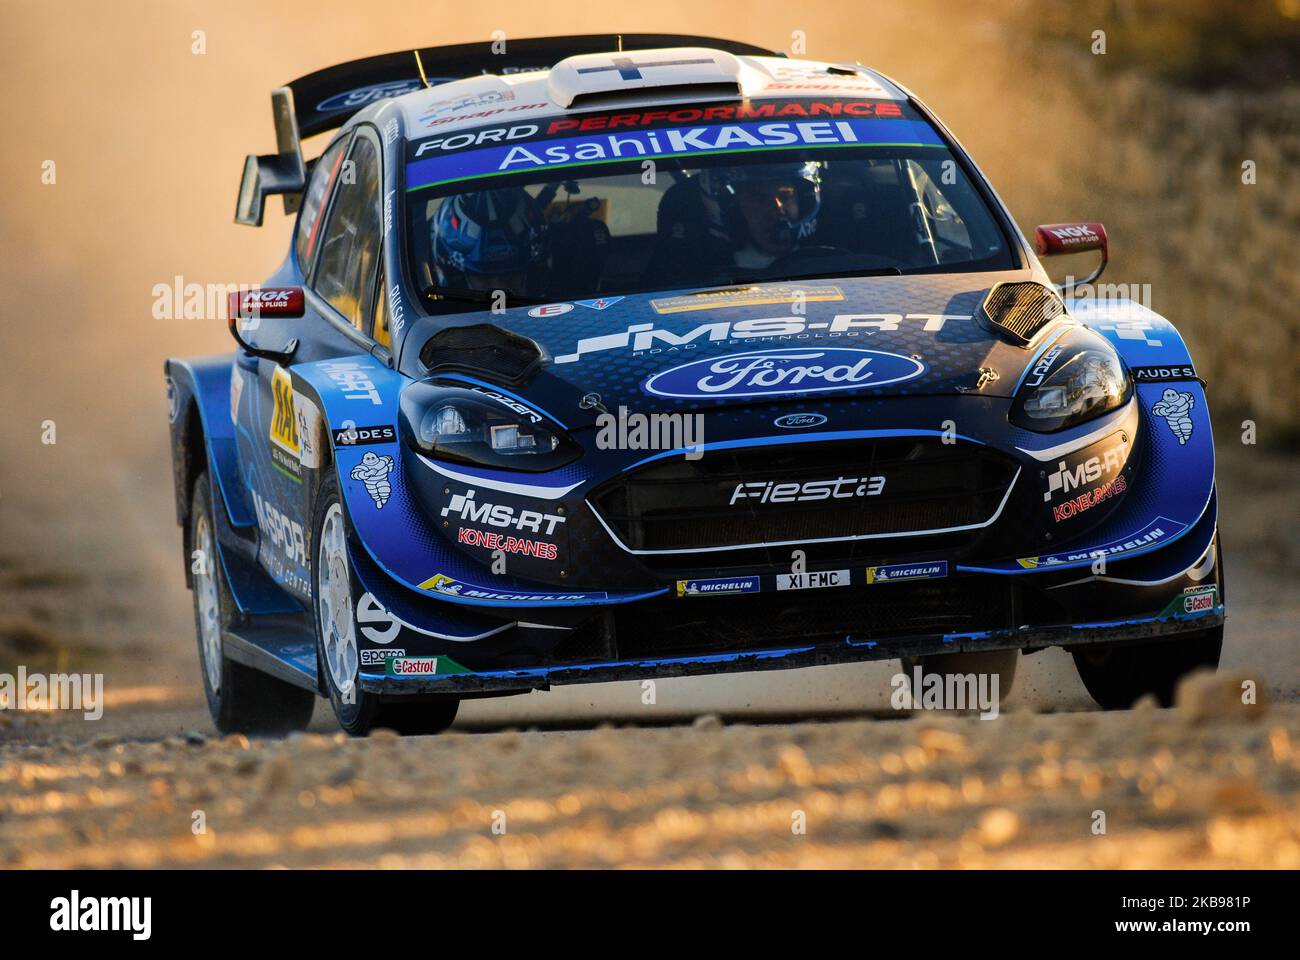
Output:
left=978, top=281, right=1066, bottom=345
left=566, top=82, right=741, bottom=110
left=419, top=324, right=543, bottom=384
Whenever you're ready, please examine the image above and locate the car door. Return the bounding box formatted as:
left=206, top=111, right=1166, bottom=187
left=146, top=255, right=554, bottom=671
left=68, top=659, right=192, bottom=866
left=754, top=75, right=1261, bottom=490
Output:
left=235, top=127, right=384, bottom=598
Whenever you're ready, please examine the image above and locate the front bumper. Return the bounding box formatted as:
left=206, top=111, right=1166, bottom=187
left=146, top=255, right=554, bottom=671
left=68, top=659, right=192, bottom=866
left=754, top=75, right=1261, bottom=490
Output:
left=355, top=509, right=1224, bottom=695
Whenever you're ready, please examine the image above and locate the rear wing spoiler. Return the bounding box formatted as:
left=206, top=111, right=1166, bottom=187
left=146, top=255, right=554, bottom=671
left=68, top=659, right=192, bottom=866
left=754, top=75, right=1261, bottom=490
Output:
left=236, top=33, right=778, bottom=226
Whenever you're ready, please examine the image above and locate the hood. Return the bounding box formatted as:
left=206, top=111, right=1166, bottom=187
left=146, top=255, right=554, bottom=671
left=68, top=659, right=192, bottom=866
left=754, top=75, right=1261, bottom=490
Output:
left=410, top=270, right=1056, bottom=412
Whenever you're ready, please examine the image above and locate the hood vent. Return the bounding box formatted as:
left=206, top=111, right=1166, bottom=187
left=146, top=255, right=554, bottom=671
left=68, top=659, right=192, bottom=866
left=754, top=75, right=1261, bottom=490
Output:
left=978, top=281, right=1066, bottom=345
left=419, top=324, right=543, bottom=384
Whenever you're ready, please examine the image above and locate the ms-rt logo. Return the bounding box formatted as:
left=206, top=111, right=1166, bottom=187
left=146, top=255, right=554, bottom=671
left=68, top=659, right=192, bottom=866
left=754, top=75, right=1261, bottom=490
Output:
left=50, top=890, right=151, bottom=940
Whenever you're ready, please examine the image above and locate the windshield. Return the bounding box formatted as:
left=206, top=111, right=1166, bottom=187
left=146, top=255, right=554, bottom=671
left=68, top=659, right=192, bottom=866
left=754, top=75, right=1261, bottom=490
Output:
left=405, top=100, right=1016, bottom=306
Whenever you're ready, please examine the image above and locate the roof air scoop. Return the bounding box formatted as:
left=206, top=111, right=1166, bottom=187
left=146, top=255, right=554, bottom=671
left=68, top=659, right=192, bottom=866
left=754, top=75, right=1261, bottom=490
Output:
left=978, top=281, right=1068, bottom=346
left=548, top=47, right=744, bottom=109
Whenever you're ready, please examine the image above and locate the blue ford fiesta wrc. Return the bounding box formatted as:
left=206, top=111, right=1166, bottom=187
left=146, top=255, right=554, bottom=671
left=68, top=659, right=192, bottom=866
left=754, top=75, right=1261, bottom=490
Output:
left=165, top=34, right=1224, bottom=735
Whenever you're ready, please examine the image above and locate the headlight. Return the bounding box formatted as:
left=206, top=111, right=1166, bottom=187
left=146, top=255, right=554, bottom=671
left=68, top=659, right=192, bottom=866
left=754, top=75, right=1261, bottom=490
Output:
left=1011, top=336, right=1131, bottom=432
left=399, top=381, right=580, bottom=472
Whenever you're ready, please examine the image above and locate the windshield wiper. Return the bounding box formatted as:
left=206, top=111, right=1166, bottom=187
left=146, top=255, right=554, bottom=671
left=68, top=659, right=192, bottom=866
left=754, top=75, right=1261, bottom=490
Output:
left=421, top=285, right=548, bottom=308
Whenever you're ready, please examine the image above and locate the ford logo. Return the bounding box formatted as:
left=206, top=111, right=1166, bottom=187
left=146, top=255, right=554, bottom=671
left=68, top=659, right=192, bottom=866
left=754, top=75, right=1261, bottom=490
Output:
left=774, top=413, right=827, bottom=429
left=317, top=79, right=426, bottom=113
left=643, top=348, right=925, bottom=399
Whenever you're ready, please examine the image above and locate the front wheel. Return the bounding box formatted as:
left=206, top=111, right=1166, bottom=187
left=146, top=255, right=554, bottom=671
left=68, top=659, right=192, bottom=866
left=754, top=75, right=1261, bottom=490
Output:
left=311, top=476, right=460, bottom=736
left=190, top=471, right=316, bottom=736
left=1072, top=624, right=1223, bottom=710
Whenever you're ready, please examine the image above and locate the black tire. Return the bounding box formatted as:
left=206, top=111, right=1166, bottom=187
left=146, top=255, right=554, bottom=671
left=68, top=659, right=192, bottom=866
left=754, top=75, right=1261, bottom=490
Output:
left=189, top=471, right=316, bottom=736
left=1072, top=623, right=1223, bottom=709
left=310, top=474, right=460, bottom=737
left=1073, top=537, right=1225, bottom=710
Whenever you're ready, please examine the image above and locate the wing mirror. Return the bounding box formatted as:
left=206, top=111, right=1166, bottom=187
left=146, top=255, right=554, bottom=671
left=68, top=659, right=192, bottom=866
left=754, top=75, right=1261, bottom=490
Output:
left=1034, top=222, right=1108, bottom=293
left=226, top=287, right=304, bottom=363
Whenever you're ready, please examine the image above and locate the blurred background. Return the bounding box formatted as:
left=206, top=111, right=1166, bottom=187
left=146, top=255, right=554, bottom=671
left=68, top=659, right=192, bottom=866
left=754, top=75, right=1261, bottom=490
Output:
left=1, top=0, right=1296, bottom=731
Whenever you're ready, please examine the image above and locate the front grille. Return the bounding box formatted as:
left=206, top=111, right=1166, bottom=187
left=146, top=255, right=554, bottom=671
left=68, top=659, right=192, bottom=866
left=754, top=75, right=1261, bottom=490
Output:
left=611, top=578, right=1014, bottom=661
left=589, top=440, right=1017, bottom=554
left=979, top=281, right=1066, bottom=344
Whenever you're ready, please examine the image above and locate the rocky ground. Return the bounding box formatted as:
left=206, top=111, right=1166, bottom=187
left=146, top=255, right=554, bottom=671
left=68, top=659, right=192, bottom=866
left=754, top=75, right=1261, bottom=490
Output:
left=1, top=675, right=1296, bottom=869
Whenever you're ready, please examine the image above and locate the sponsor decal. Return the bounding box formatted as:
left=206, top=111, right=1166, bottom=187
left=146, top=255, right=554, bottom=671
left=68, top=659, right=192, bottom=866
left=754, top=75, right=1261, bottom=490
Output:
left=864, top=561, right=948, bottom=584
left=294, top=394, right=325, bottom=469
left=318, top=79, right=425, bottom=113
left=554, top=312, right=964, bottom=364
left=418, top=89, right=516, bottom=124
left=543, top=98, right=907, bottom=133
left=456, top=527, right=559, bottom=560
left=774, top=412, right=827, bottom=429
left=469, top=387, right=545, bottom=424
left=527, top=302, right=575, bottom=318
left=1159, top=584, right=1218, bottom=618
left=333, top=424, right=397, bottom=446
left=407, top=116, right=943, bottom=190
left=319, top=360, right=383, bottom=404
left=1130, top=364, right=1196, bottom=383
left=417, top=573, right=595, bottom=602
left=644, top=348, right=925, bottom=399
left=731, top=475, right=884, bottom=505
left=1016, top=524, right=1172, bottom=568
left=776, top=569, right=850, bottom=591
left=575, top=296, right=624, bottom=311
left=1051, top=475, right=1127, bottom=523
left=1045, top=473, right=1128, bottom=520
left=1151, top=389, right=1195, bottom=445
left=440, top=488, right=565, bottom=535
left=350, top=451, right=396, bottom=508
left=1093, top=318, right=1163, bottom=347
left=356, top=592, right=401, bottom=644
left=385, top=656, right=439, bottom=677
left=269, top=366, right=300, bottom=459
left=1043, top=441, right=1126, bottom=503
left=650, top=285, right=843, bottom=315
left=1022, top=344, right=1063, bottom=390
left=1037, top=222, right=1102, bottom=252
left=227, top=287, right=305, bottom=319
left=409, top=100, right=918, bottom=159
left=676, top=576, right=761, bottom=597
left=250, top=488, right=308, bottom=594
left=388, top=281, right=406, bottom=337
left=361, top=648, right=404, bottom=666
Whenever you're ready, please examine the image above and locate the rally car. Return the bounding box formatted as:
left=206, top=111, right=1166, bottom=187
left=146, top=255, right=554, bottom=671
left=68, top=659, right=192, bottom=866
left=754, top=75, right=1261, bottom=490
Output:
left=166, top=34, right=1224, bottom=735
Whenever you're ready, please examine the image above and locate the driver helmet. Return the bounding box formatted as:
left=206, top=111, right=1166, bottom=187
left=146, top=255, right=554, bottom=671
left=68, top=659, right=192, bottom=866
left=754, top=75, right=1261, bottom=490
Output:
left=431, top=188, right=545, bottom=286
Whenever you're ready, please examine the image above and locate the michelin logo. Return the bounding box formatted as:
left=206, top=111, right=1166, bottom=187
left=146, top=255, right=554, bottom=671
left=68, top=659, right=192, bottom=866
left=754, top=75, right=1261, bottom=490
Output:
left=864, top=562, right=948, bottom=584
left=350, top=452, right=395, bottom=508
left=676, top=576, right=761, bottom=597
left=1151, top=389, right=1195, bottom=444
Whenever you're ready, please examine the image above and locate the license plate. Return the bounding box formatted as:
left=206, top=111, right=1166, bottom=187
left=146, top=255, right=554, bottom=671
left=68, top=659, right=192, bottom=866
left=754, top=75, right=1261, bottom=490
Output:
left=775, top=570, right=850, bottom=591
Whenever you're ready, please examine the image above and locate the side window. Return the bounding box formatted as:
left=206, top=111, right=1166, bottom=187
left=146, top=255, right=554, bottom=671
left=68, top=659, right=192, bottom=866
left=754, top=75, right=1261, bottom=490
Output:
left=372, top=263, right=391, bottom=349
left=295, top=136, right=348, bottom=270
left=312, top=135, right=382, bottom=333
